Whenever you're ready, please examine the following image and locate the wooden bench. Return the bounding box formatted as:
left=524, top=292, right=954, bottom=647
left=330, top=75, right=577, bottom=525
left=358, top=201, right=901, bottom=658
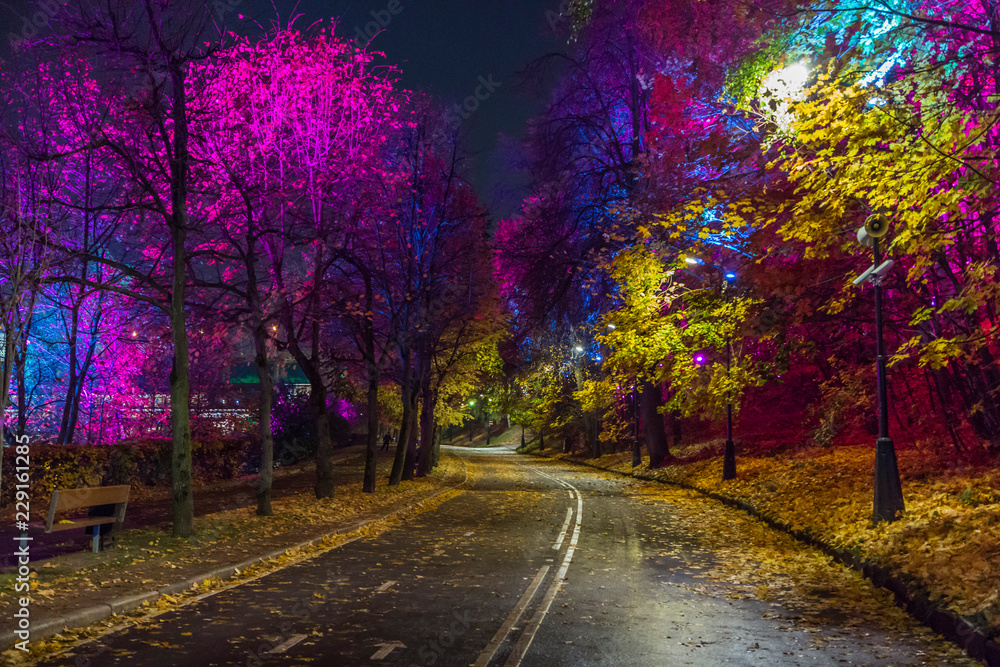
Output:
left=22, top=485, right=130, bottom=553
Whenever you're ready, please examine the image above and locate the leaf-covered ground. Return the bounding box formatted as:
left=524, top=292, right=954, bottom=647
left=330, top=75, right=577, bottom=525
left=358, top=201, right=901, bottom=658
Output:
left=546, top=442, right=1000, bottom=641
left=0, top=452, right=464, bottom=662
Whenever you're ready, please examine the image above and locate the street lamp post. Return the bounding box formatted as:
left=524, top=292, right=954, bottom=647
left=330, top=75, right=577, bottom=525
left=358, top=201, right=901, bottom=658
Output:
left=721, top=271, right=737, bottom=480
left=685, top=258, right=739, bottom=480
left=854, top=216, right=905, bottom=523
left=722, top=333, right=736, bottom=480
left=468, top=400, right=475, bottom=442
left=632, top=380, right=641, bottom=467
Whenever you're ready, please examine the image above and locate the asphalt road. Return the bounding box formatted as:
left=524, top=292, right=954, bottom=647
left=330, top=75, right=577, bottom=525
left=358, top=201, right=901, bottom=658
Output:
left=38, top=446, right=971, bottom=666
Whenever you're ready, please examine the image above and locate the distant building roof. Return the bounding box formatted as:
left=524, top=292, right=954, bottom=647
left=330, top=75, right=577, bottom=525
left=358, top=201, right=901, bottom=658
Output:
left=230, top=362, right=309, bottom=385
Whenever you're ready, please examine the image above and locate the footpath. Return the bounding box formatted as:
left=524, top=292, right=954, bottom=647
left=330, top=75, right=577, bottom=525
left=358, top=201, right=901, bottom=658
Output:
left=530, top=441, right=1000, bottom=666
left=0, top=447, right=467, bottom=663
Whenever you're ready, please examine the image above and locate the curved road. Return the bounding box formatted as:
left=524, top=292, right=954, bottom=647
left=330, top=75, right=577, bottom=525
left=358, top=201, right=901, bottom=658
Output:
left=38, top=446, right=971, bottom=666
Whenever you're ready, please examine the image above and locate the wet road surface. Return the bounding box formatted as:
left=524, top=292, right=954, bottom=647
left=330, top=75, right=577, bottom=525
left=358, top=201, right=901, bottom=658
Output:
left=37, top=446, right=972, bottom=666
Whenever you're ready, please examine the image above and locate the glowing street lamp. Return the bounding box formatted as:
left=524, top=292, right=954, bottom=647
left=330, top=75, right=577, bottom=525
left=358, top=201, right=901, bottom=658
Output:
left=760, top=62, right=810, bottom=131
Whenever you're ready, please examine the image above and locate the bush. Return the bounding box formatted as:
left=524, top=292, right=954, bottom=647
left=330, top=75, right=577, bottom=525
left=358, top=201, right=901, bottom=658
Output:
left=0, top=437, right=256, bottom=508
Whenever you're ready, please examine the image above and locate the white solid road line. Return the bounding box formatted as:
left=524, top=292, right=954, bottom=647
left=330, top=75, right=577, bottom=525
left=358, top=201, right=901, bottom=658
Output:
left=552, top=507, right=573, bottom=550
left=471, top=565, right=551, bottom=667
left=505, top=480, right=583, bottom=667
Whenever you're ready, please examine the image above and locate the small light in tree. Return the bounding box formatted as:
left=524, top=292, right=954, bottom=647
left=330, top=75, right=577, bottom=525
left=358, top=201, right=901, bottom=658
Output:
left=574, top=345, right=584, bottom=353
left=694, top=354, right=705, bottom=364
left=607, top=323, right=616, bottom=329
left=684, top=257, right=700, bottom=265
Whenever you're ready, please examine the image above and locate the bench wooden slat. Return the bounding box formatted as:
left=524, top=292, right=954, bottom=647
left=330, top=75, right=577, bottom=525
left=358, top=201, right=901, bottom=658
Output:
left=48, top=517, right=118, bottom=532
left=51, top=485, right=130, bottom=512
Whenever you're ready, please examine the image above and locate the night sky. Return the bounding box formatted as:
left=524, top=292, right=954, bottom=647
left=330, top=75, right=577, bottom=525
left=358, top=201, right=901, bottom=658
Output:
left=301, top=0, right=562, bottom=217
left=1, top=0, right=563, bottom=217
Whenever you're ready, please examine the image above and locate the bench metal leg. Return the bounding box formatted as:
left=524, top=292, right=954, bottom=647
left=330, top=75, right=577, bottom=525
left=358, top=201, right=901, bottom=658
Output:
left=92, top=524, right=100, bottom=553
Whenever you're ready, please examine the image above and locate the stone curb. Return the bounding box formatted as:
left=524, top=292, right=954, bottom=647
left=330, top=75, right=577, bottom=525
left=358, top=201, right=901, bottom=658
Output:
left=1, top=458, right=468, bottom=652
left=541, top=451, right=999, bottom=667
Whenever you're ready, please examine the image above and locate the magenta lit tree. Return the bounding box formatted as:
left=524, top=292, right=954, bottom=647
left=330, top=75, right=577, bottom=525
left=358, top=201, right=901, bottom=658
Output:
left=194, top=25, right=400, bottom=499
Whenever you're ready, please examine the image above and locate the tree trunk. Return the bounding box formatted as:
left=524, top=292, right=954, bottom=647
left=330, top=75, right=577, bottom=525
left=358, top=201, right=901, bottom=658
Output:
left=168, top=65, right=195, bottom=539
left=0, top=330, right=15, bottom=496
left=402, top=347, right=425, bottom=481
left=169, top=225, right=194, bottom=538
left=431, top=426, right=442, bottom=469
left=253, top=322, right=274, bottom=516
left=311, top=384, right=335, bottom=498
left=63, top=338, right=97, bottom=446
left=573, top=364, right=599, bottom=457
left=363, top=358, right=379, bottom=493
left=362, top=272, right=379, bottom=493
left=283, top=325, right=335, bottom=498
left=416, top=367, right=435, bottom=477
left=15, top=335, right=27, bottom=436
left=57, top=301, right=82, bottom=445
left=401, top=403, right=419, bottom=480
left=640, top=380, right=670, bottom=467
left=389, top=348, right=413, bottom=486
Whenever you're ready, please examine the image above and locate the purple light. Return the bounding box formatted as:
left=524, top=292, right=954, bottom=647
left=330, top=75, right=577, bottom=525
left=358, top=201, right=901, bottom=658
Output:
left=695, top=354, right=705, bottom=364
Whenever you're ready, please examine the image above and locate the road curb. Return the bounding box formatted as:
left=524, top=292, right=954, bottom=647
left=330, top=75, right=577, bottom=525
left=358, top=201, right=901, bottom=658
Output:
left=540, top=451, right=1000, bottom=666
left=1, top=457, right=469, bottom=653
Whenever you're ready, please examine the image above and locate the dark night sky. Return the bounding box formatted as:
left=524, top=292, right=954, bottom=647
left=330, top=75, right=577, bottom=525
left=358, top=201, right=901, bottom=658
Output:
left=295, top=0, right=563, bottom=218
left=1, top=0, right=564, bottom=218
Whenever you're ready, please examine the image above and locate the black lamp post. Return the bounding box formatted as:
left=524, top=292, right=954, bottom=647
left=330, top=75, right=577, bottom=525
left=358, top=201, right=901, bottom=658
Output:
left=632, top=379, right=642, bottom=467
left=855, top=216, right=905, bottom=523
left=685, top=257, right=739, bottom=480
left=721, top=271, right=737, bottom=480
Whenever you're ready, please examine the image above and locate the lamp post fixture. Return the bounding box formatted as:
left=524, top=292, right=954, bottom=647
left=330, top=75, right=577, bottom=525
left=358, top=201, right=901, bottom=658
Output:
left=632, top=379, right=641, bottom=467
left=854, top=216, right=905, bottom=523
left=469, top=400, right=475, bottom=442
left=721, top=271, right=737, bottom=480
left=686, top=257, right=739, bottom=480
